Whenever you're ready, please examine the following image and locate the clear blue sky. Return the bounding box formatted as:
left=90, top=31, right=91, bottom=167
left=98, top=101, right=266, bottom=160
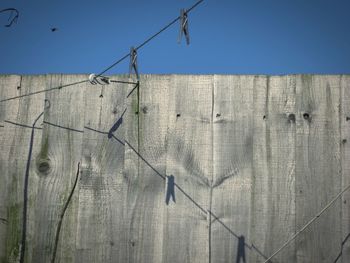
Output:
left=1, top=0, right=350, bottom=75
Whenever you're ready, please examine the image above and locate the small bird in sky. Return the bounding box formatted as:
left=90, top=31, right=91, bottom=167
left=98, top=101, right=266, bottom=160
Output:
left=51, top=27, right=58, bottom=32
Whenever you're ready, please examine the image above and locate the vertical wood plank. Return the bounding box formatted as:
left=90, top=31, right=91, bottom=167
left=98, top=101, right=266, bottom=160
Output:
left=124, top=75, right=170, bottom=263
left=249, top=75, right=269, bottom=263
left=164, top=75, right=212, bottom=263
left=2, top=75, right=46, bottom=262
left=31, top=74, right=86, bottom=263
left=340, top=75, right=350, bottom=263
left=76, top=75, right=127, bottom=263
left=295, top=75, right=342, bottom=263
left=263, top=75, right=296, bottom=262
left=211, top=75, right=254, bottom=263
left=0, top=75, right=22, bottom=263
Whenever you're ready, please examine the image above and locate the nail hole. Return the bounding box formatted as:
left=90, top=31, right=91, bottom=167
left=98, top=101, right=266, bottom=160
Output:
left=135, top=111, right=139, bottom=115
left=216, top=113, right=221, bottom=118
left=263, top=115, right=266, bottom=120
left=99, top=94, right=103, bottom=98
left=346, top=117, right=350, bottom=121
left=17, top=86, right=21, bottom=90
left=303, top=113, right=310, bottom=120
left=288, top=113, right=296, bottom=123
left=342, top=139, right=347, bottom=144
left=176, top=113, right=181, bottom=117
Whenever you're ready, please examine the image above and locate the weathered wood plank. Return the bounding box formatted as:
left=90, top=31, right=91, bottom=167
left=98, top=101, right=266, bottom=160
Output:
left=251, top=75, right=297, bottom=263
left=164, top=75, right=212, bottom=263
left=76, top=75, right=127, bottom=263
left=295, top=75, right=342, bottom=263
left=211, top=75, right=254, bottom=263
left=0, top=75, right=22, bottom=263
left=30, top=74, right=86, bottom=263
left=340, top=75, right=350, bottom=263
left=124, top=75, right=170, bottom=263
left=2, top=75, right=47, bottom=262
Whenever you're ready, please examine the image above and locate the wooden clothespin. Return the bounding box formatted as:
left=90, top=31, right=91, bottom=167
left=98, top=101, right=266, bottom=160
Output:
left=178, top=9, right=190, bottom=45
left=165, top=175, right=176, bottom=205
left=129, top=46, right=139, bottom=80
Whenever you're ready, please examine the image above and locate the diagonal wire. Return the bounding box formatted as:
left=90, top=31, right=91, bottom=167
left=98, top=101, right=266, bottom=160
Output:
left=263, top=183, right=350, bottom=263
left=0, top=0, right=204, bottom=103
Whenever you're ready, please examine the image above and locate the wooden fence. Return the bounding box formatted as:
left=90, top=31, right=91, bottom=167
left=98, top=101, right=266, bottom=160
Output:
left=0, top=74, right=349, bottom=263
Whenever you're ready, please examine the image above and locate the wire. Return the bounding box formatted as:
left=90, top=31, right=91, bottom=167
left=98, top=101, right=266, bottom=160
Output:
left=0, top=0, right=204, bottom=103
left=263, top=183, right=350, bottom=263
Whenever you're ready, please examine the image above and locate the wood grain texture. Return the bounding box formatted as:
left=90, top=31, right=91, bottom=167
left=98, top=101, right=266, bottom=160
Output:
left=30, top=74, right=86, bottom=263
left=0, top=75, right=22, bottom=263
left=76, top=75, right=127, bottom=263
left=211, top=75, right=254, bottom=263
left=251, top=75, right=297, bottom=263
left=295, top=75, right=342, bottom=263
left=1, top=75, right=47, bottom=263
left=0, top=74, right=349, bottom=263
left=164, top=75, right=212, bottom=263
left=124, top=75, right=170, bottom=263
left=340, top=75, right=350, bottom=263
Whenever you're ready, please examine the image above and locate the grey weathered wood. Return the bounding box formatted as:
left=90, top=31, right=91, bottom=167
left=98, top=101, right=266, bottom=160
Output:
left=0, top=74, right=349, bottom=263
left=249, top=75, right=269, bottom=263
left=211, top=75, right=254, bottom=263
left=164, top=75, right=212, bottom=263
left=124, top=75, right=170, bottom=263
left=295, top=75, right=342, bottom=263
left=251, top=75, right=297, bottom=262
left=0, top=75, right=22, bottom=263
left=1, top=75, right=47, bottom=262
left=30, top=74, right=86, bottom=263
left=76, top=76, right=127, bottom=263
left=340, top=75, right=350, bottom=263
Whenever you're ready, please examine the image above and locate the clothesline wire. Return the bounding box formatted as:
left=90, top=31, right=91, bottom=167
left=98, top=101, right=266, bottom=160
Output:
left=0, top=0, right=204, bottom=103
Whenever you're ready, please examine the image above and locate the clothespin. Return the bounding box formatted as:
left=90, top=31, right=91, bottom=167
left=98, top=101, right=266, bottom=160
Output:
left=165, top=175, right=176, bottom=205
left=178, top=9, right=190, bottom=45
left=88, top=74, right=110, bottom=85
left=129, top=46, right=139, bottom=80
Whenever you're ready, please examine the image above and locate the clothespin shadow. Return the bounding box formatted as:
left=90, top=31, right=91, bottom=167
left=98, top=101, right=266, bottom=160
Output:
left=165, top=175, right=176, bottom=205
left=0, top=8, right=19, bottom=27
left=236, top=235, right=246, bottom=263
left=88, top=74, right=110, bottom=85
left=129, top=47, right=139, bottom=80
left=108, top=108, right=127, bottom=139
left=178, top=8, right=190, bottom=45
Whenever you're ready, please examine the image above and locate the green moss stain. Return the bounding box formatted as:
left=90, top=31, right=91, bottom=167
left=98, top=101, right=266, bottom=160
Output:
left=6, top=203, right=21, bottom=262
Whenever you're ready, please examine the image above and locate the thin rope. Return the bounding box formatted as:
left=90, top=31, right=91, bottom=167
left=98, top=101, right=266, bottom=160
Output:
left=263, top=183, right=350, bottom=263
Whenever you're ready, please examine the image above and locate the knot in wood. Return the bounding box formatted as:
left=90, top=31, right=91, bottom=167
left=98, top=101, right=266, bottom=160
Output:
left=36, top=158, right=51, bottom=175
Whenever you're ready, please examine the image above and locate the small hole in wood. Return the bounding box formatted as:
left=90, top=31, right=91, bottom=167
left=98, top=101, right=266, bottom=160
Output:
left=216, top=113, right=221, bottom=118
left=135, top=111, right=139, bottom=115
left=142, top=106, right=148, bottom=114
left=346, top=116, right=350, bottom=121
left=176, top=113, right=181, bottom=117
left=303, top=113, right=310, bottom=120
left=342, top=139, right=347, bottom=144
left=263, top=115, right=266, bottom=120
left=17, top=86, right=21, bottom=90
left=288, top=113, right=296, bottom=123
left=99, top=94, right=103, bottom=98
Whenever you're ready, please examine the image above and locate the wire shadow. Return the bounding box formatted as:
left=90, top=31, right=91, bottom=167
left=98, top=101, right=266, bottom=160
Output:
left=78, top=126, right=269, bottom=261
left=123, top=139, right=269, bottom=260
left=43, top=121, right=84, bottom=133
left=333, top=232, right=350, bottom=263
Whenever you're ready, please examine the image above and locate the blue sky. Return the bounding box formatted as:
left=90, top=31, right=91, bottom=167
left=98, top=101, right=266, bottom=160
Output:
left=1, top=0, right=350, bottom=75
